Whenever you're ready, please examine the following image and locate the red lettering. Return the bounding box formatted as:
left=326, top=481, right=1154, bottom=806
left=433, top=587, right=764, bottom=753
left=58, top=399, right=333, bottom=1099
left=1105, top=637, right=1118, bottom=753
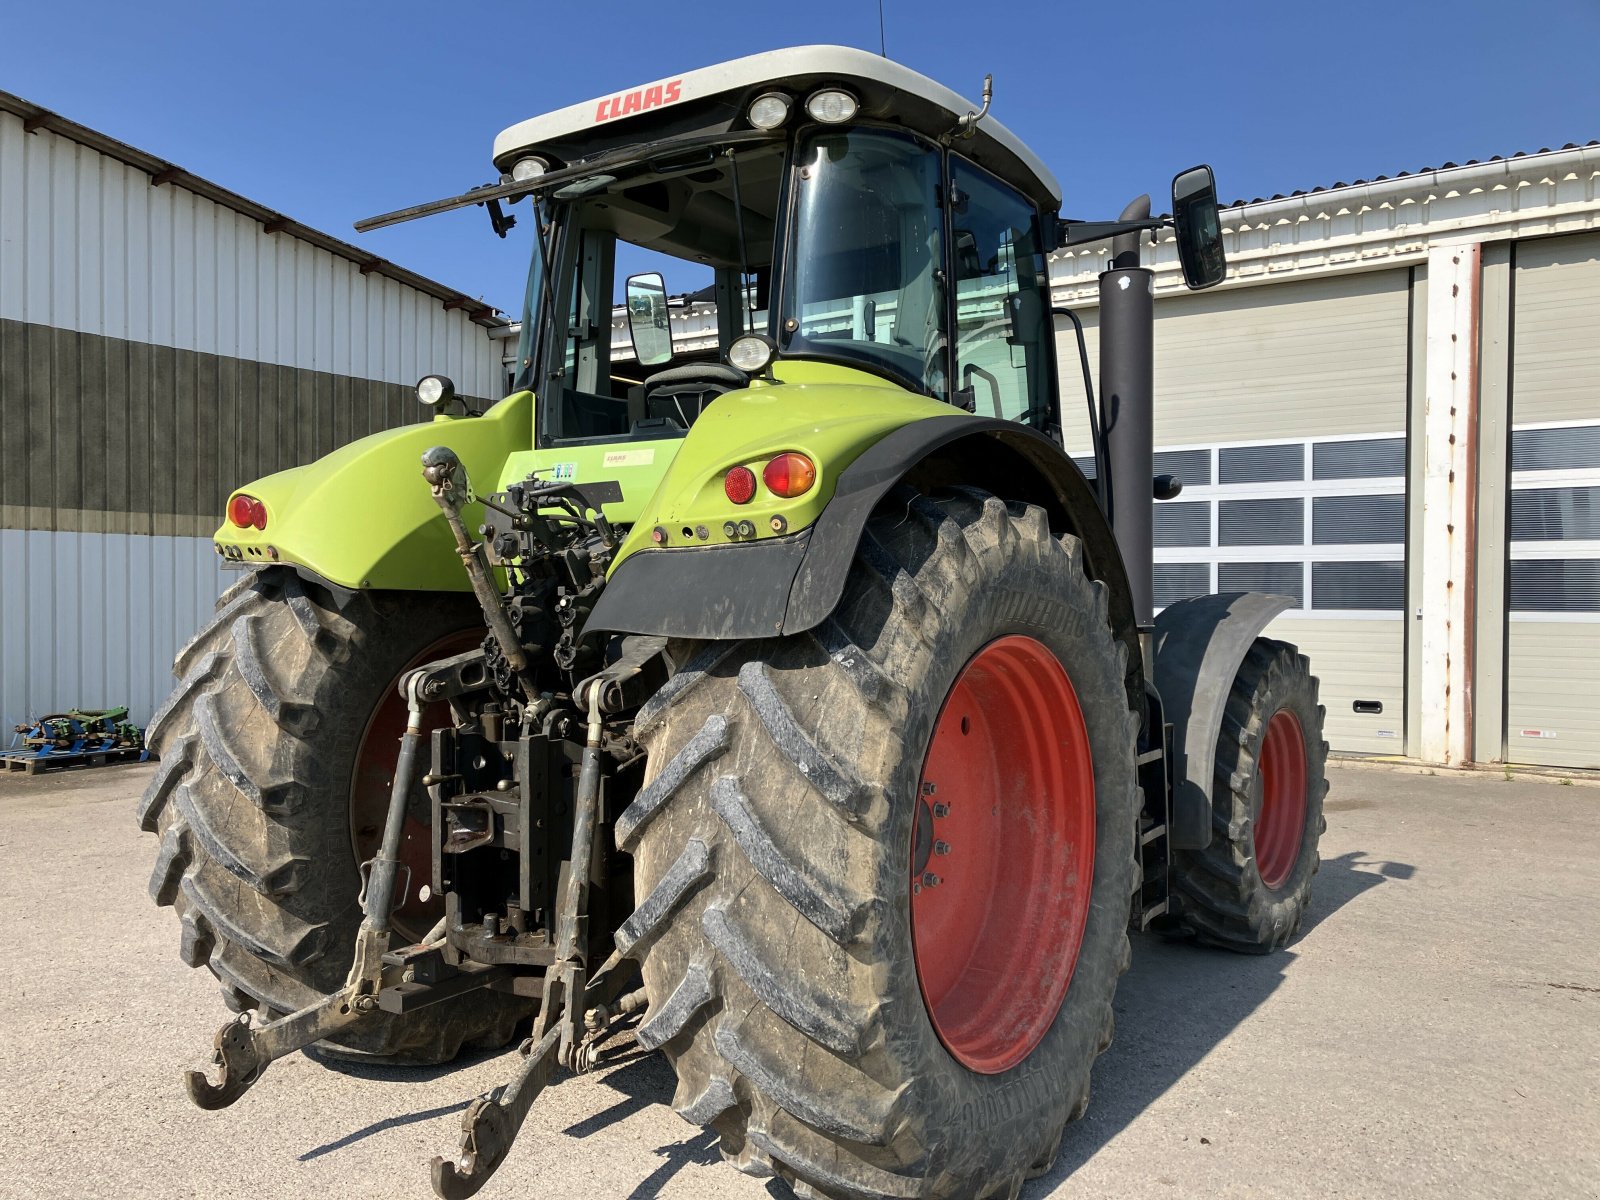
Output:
left=595, top=78, right=685, bottom=123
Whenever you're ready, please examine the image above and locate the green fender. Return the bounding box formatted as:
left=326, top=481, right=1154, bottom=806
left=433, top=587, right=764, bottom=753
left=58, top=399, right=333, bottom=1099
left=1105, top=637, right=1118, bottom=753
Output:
left=587, top=362, right=1139, bottom=686
left=212, top=391, right=532, bottom=591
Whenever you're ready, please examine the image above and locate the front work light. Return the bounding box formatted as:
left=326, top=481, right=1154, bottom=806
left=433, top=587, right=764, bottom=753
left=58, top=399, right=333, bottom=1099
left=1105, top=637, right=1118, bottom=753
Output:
left=805, top=88, right=859, bottom=124
left=728, top=334, right=774, bottom=373
left=510, top=155, right=549, bottom=183
left=747, top=92, right=792, bottom=130
left=417, top=375, right=456, bottom=409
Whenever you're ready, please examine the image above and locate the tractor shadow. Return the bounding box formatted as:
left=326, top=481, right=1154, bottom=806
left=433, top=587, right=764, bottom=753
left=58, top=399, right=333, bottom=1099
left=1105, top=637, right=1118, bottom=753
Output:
left=1027, top=848, right=1414, bottom=1195
left=296, top=854, right=1411, bottom=1194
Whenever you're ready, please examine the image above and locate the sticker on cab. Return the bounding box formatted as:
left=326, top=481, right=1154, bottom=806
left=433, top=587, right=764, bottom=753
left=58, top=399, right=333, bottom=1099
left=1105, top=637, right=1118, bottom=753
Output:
left=603, top=449, right=655, bottom=468
left=549, top=462, right=578, bottom=480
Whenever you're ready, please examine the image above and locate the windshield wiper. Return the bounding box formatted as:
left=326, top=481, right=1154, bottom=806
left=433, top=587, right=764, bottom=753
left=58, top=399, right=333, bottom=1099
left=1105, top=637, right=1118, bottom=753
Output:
left=353, top=129, right=781, bottom=234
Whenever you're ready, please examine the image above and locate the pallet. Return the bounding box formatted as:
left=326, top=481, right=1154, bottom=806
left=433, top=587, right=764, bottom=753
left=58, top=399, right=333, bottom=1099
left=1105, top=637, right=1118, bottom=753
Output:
left=1, top=746, right=150, bottom=776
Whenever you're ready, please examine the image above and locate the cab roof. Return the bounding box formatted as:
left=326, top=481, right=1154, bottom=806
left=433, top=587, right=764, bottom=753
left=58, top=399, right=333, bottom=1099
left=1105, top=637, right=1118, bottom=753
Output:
left=492, top=45, right=1061, bottom=210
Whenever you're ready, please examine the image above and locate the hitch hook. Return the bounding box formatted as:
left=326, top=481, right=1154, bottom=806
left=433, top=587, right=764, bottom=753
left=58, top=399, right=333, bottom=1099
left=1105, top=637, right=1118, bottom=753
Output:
left=183, top=1013, right=263, bottom=1110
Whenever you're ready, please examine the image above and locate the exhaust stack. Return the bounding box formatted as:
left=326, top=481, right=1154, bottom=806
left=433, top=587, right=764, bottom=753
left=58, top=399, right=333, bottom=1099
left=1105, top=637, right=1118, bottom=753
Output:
left=1099, top=194, right=1156, bottom=627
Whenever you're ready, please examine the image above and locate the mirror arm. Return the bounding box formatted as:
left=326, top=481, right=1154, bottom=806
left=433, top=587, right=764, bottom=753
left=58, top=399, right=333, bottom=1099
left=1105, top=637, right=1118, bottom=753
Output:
left=484, top=198, right=516, bottom=239
left=1056, top=217, right=1168, bottom=249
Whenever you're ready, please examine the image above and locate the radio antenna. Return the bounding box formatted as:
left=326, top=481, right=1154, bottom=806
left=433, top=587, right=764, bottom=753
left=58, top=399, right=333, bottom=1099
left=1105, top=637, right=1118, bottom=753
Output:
left=877, top=0, right=887, bottom=56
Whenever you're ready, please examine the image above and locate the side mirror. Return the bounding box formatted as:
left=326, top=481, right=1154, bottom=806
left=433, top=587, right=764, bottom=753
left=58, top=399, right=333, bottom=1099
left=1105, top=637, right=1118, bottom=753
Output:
left=1171, top=165, right=1227, bottom=290
left=625, top=272, right=674, bottom=367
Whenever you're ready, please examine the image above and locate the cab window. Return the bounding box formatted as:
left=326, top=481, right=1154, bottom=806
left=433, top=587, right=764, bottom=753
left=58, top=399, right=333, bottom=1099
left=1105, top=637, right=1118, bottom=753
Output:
left=949, top=157, right=1053, bottom=429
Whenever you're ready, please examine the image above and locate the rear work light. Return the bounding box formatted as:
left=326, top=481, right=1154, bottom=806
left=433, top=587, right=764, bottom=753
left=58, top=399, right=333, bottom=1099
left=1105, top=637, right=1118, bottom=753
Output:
left=227, top=494, right=267, bottom=530
left=763, top=453, right=816, bottom=498
left=724, top=466, right=757, bottom=505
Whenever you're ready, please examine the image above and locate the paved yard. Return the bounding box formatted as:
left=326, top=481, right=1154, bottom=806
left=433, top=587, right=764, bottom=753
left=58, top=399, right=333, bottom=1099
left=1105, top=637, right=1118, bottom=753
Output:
left=0, top=762, right=1594, bottom=1199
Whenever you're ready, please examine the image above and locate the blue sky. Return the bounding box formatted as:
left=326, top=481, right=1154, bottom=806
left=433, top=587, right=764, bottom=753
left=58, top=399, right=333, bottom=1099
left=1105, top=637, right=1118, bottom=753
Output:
left=5, top=1, right=1598, bottom=318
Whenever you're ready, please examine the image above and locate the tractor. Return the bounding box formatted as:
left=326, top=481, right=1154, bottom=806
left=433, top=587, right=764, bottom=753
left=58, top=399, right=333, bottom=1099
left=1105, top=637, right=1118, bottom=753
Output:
left=139, top=45, right=1328, bottom=1200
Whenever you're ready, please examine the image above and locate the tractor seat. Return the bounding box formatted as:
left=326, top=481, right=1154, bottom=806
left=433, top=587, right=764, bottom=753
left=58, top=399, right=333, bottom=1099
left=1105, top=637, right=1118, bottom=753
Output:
left=634, top=362, right=747, bottom=430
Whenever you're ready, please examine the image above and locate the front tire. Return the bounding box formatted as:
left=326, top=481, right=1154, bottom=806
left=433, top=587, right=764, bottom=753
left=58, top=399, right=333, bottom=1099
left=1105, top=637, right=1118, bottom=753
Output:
left=136, top=568, right=528, bottom=1060
left=1170, top=637, right=1329, bottom=953
left=622, top=488, right=1140, bottom=1199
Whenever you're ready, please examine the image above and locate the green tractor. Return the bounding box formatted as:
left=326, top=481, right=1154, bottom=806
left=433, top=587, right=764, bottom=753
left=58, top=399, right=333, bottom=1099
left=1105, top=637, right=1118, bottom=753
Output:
left=140, top=46, right=1328, bottom=1200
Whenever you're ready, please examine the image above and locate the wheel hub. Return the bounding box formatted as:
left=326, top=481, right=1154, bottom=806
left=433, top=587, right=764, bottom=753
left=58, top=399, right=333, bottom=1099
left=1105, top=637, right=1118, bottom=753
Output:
left=911, top=635, right=1096, bottom=1075
left=1254, top=708, right=1308, bottom=890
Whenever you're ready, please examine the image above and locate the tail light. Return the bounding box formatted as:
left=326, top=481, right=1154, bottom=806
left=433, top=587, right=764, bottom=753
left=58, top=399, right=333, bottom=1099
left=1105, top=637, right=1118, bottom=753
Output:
left=227, top=494, right=267, bottom=530
left=724, top=466, right=757, bottom=505
left=762, top=453, right=816, bottom=498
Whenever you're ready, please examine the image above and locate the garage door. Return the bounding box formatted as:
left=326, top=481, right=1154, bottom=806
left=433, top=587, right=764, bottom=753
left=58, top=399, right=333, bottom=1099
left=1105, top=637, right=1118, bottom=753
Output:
left=1505, top=232, right=1600, bottom=769
left=1058, top=269, right=1414, bottom=754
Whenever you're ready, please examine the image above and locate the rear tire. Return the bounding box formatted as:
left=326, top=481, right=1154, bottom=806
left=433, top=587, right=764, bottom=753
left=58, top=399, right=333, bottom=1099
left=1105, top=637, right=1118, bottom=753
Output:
left=1170, top=637, right=1329, bottom=953
left=136, top=567, right=528, bottom=1061
left=622, top=488, right=1139, bottom=1199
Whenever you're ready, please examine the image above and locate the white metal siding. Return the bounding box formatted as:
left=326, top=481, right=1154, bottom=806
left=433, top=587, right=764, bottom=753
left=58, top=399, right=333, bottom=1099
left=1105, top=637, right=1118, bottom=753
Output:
left=0, top=109, right=502, bottom=396
left=1057, top=270, right=1412, bottom=756
left=0, top=530, right=225, bottom=728
left=1505, top=232, right=1600, bottom=768
left=1057, top=270, right=1410, bottom=448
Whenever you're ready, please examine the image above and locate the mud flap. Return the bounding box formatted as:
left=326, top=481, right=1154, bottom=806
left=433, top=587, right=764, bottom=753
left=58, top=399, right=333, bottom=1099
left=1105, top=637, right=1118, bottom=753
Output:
left=1152, top=592, right=1294, bottom=850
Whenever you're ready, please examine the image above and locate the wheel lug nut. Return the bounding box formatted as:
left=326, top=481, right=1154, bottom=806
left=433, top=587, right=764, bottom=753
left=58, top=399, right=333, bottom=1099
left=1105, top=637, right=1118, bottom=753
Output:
left=921, top=782, right=937, bottom=796
left=933, top=841, right=950, bottom=856
left=932, top=803, right=950, bottom=818
left=922, top=872, right=941, bottom=888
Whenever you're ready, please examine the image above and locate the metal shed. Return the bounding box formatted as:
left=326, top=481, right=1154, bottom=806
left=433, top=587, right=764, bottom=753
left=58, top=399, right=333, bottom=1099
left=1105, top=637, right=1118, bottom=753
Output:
left=1050, top=144, right=1600, bottom=770
left=0, top=91, right=508, bottom=729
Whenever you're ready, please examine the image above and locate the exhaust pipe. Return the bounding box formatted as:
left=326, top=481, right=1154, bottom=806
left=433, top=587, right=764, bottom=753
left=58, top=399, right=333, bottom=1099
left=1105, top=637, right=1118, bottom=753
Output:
left=1099, top=194, right=1156, bottom=627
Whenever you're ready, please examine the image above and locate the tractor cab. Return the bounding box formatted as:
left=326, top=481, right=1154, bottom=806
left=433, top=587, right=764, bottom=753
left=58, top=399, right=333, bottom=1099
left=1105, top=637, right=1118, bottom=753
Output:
left=488, top=46, right=1065, bottom=446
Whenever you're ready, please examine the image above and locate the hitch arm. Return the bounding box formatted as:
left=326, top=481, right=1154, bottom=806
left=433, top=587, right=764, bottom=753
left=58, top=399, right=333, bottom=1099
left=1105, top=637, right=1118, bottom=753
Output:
left=428, top=685, right=610, bottom=1198
left=184, top=669, right=429, bottom=1109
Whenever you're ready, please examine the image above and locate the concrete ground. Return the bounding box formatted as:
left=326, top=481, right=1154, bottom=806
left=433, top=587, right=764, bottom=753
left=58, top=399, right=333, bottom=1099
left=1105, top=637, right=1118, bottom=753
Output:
left=0, top=762, right=1595, bottom=1200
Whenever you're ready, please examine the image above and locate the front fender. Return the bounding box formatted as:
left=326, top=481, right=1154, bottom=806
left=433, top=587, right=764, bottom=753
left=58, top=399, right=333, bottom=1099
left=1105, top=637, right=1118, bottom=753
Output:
left=1153, top=591, right=1295, bottom=850
left=213, top=391, right=531, bottom=591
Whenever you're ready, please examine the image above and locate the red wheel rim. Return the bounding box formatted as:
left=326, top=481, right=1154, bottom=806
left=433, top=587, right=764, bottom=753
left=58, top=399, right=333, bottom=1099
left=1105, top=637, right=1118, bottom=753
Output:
left=1254, top=709, right=1308, bottom=890
left=350, top=631, right=482, bottom=943
left=911, top=635, right=1096, bottom=1075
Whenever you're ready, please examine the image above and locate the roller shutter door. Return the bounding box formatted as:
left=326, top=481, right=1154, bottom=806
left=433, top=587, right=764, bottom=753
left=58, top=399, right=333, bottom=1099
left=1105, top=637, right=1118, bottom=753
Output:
left=1505, top=232, right=1600, bottom=769
left=1059, top=269, right=1413, bottom=754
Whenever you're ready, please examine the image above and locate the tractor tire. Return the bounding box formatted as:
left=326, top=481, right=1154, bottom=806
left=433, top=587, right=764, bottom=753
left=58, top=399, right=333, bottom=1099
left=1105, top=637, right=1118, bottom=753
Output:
left=136, top=567, right=528, bottom=1061
left=1170, top=637, right=1329, bottom=953
left=621, top=487, right=1140, bottom=1200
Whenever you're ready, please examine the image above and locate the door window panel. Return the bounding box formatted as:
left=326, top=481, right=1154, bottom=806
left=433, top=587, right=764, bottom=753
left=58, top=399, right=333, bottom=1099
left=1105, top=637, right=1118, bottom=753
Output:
left=950, top=158, right=1051, bottom=428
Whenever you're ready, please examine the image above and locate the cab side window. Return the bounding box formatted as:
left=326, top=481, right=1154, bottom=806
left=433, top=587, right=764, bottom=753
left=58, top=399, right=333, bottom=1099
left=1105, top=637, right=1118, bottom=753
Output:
left=949, top=159, right=1051, bottom=427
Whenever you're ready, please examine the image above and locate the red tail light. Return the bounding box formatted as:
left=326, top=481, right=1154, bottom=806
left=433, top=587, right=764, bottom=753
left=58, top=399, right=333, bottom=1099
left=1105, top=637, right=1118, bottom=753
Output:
left=228, top=494, right=267, bottom=530
left=724, top=466, right=757, bottom=505
left=763, top=452, right=816, bottom=498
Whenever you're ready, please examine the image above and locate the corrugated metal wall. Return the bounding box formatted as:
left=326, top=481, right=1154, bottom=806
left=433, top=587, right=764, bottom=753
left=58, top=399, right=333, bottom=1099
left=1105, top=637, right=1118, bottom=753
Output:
left=0, top=110, right=501, bottom=395
left=0, top=106, right=507, bottom=730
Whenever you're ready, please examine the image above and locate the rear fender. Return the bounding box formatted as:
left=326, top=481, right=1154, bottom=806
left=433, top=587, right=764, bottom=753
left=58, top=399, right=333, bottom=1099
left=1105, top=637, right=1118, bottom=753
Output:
left=211, top=392, right=531, bottom=591
left=587, top=417, right=1141, bottom=707
left=1153, top=591, right=1295, bottom=850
